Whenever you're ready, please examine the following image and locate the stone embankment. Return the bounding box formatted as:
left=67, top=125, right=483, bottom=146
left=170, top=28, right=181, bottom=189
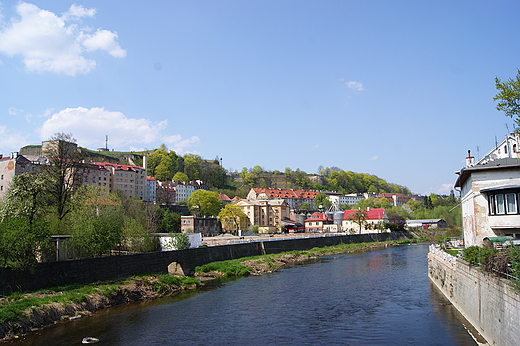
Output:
left=428, top=244, right=520, bottom=346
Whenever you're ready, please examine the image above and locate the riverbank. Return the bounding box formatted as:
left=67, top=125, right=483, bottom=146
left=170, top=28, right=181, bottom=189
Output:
left=0, top=239, right=415, bottom=341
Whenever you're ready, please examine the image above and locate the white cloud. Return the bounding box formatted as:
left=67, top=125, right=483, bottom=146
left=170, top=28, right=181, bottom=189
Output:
left=0, top=126, right=29, bottom=154
left=162, top=134, right=201, bottom=154
left=38, top=107, right=168, bottom=149
left=345, top=81, right=364, bottom=91
left=81, top=29, right=126, bottom=58
left=61, top=4, right=96, bottom=20
left=0, top=2, right=125, bottom=76
left=435, top=183, right=454, bottom=195
left=8, top=107, right=32, bottom=121
left=369, top=155, right=378, bottom=161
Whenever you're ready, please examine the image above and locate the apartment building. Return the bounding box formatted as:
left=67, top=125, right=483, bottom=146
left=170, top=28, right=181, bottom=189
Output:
left=234, top=198, right=290, bottom=234
left=0, top=153, right=37, bottom=199
left=88, top=162, right=147, bottom=200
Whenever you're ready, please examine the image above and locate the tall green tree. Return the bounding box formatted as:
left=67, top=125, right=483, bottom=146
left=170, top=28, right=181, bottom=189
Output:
left=347, top=209, right=367, bottom=234
left=0, top=172, right=50, bottom=227
left=69, top=186, right=124, bottom=258
left=187, top=190, right=221, bottom=217
left=41, top=133, right=84, bottom=226
left=314, top=193, right=332, bottom=211
left=494, top=69, right=520, bottom=124
left=218, top=204, right=247, bottom=234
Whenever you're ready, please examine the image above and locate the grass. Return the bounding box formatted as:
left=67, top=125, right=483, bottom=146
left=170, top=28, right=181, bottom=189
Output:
left=0, top=274, right=199, bottom=325
left=194, top=259, right=253, bottom=276
left=194, top=240, right=414, bottom=277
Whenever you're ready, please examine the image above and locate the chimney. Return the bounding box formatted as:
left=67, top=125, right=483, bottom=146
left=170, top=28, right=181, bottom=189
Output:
left=466, top=150, right=475, bottom=167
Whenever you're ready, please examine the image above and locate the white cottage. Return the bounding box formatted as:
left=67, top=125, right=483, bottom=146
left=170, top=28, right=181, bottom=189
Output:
left=455, top=135, right=520, bottom=247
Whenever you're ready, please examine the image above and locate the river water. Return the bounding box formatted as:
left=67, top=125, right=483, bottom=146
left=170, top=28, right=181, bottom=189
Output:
left=9, top=243, right=478, bottom=345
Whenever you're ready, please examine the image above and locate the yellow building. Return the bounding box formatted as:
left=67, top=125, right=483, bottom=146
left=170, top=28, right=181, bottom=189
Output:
left=233, top=198, right=289, bottom=234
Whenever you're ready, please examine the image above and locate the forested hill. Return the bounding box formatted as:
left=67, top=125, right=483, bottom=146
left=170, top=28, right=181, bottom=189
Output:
left=20, top=143, right=409, bottom=197
left=143, top=146, right=411, bottom=197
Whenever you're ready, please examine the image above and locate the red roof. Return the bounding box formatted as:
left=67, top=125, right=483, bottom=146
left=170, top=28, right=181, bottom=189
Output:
left=218, top=193, right=232, bottom=202
left=91, top=162, right=143, bottom=171
left=342, top=208, right=386, bottom=220
left=304, top=212, right=333, bottom=222
left=252, top=188, right=320, bottom=199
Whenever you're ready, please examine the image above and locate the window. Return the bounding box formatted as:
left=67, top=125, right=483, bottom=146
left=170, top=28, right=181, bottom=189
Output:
left=506, top=193, right=517, bottom=214
left=487, top=188, right=520, bottom=215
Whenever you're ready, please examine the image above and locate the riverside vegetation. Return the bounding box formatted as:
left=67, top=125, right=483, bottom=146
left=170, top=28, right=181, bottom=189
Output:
left=0, top=239, right=418, bottom=341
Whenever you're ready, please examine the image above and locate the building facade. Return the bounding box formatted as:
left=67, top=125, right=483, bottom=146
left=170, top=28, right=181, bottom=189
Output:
left=304, top=212, right=333, bottom=233
left=342, top=208, right=388, bottom=234
left=233, top=198, right=290, bottom=234
left=88, top=162, right=147, bottom=200
left=455, top=144, right=520, bottom=246
left=0, top=153, right=36, bottom=199
left=180, top=215, right=222, bottom=237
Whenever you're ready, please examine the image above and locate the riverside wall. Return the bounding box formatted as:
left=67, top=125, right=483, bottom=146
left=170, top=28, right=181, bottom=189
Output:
left=428, top=244, right=520, bottom=346
left=0, top=232, right=409, bottom=296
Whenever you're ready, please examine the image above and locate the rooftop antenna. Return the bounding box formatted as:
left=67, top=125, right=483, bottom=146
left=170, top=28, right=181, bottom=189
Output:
left=506, top=123, right=510, bottom=134
left=476, top=146, right=480, bottom=161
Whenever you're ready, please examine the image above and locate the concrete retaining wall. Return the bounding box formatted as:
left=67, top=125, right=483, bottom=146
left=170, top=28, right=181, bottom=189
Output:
left=0, top=233, right=408, bottom=296
left=428, top=244, right=520, bottom=346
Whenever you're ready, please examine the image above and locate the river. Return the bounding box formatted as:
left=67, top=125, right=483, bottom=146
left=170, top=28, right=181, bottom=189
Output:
left=8, top=243, right=478, bottom=345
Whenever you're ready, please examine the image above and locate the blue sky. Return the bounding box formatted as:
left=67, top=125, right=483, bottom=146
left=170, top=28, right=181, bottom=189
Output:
left=1, top=0, right=519, bottom=195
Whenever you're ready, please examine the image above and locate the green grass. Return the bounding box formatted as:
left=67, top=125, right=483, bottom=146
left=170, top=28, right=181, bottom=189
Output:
left=444, top=249, right=459, bottom=257
left=0, top=275, right=198, bottom=324
left=194, top=260, right=252, bottom=276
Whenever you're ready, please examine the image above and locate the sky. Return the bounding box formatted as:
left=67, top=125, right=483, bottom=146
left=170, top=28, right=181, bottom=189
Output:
left=1, top=0, right=520, bottom=196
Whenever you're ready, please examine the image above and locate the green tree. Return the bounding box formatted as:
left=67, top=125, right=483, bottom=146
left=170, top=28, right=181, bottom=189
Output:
left=300, top=202, right=310, bottom=211
left=184, top=154, right=202, bottom=180
left=173, top=171, right=189, bottom=182
left=41, top=133, right=84, bottom=227
left=494, top=69, right=520, bottom=124
left=69, top=186, right=124, bottom=258
left=187, top=190, right=221, bottom=217
left=218, top=204, right=248, bottom=234
left=158, top=208, right=181, bottom=233
left=155, top=154, right=173, bottom=181
left=163, top=233, right=191, bottom=250
left=314, top=193, right=331, bottom=211
left=0, top=172, right=50, bottom=228
left=0, top=217, right=50, bottom=269
left=347, top=209, right=367, bottom=234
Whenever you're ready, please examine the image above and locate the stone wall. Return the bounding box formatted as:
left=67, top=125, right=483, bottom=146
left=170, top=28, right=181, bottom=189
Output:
left=428, top=244, right=520, bottom=346
left=0, top=232, right=408, bottom=296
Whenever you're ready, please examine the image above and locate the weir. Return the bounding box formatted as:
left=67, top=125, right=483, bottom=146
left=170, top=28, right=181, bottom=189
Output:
left=0, top=232, right=410, bottom=295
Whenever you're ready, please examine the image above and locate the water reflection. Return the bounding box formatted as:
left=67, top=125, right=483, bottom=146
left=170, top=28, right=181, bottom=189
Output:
left=8, top=244, right=476, bottom=346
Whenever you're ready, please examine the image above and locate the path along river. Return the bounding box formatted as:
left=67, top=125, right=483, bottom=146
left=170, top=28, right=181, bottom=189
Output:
left=8, top=243, right=479, bottom=345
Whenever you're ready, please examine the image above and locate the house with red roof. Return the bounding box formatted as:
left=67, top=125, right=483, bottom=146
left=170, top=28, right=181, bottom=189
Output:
left=342, top=208, right=388, bottom=234
left=304, top=212, right=333, bottom=233
left=233, top=198, right=290, bottom=234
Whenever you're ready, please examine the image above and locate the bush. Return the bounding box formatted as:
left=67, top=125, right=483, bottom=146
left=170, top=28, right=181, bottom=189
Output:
left=462, top=246, right=496, bottom=267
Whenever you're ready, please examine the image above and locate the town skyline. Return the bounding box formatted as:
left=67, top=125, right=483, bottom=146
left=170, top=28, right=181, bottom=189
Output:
left=1, top=1, right=520, bottom=195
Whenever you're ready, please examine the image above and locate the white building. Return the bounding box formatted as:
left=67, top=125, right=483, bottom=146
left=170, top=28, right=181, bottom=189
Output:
left=455, top=137, right=520, bottom=247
